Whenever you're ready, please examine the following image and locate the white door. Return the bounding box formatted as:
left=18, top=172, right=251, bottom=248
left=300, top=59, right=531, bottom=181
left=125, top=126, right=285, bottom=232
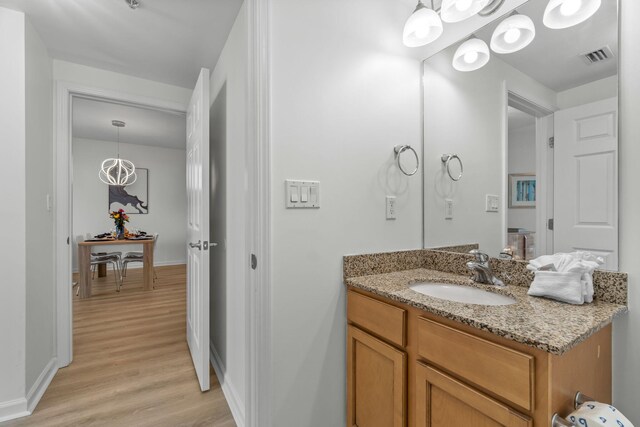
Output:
left=186, top=68, right=210, bottom=391
left=554, top=97, right=618, bottom=270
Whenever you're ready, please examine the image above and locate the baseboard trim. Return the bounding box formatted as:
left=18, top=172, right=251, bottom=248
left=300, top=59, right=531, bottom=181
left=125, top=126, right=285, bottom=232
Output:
left=209, top=343, right=245, bottom=427
left=26, top=357, right=58, bottom=413
left=72, top=260, right=186, bottom=273
left=0, top=398, right=29, bottom=423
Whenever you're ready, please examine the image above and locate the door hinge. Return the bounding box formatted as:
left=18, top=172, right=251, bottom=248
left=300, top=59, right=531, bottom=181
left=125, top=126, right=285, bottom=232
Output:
left=251, top=254, right=258, bottom=270
left=548, top=137, right=555, bottom=148
left=67, top=236, right=70, bottom=245
left=548, top=218, right=554, bottom=230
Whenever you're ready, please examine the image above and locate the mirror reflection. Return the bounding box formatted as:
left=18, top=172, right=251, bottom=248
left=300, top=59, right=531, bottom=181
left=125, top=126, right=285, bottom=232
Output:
left=422, top=0, right=618, bottom=270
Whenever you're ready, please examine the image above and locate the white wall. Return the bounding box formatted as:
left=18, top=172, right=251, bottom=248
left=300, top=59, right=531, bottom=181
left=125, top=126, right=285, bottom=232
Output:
left=208, top=3, right=247, bottom=423
left=0, top=7, right=28, bottom=420
left=24, top=18, right=55, bottom=399
left=72, top=138, right=187, bottom=269
left=270, top=0, right=423, bottom=425
left=507, top=123, right=536, bottom=232
left=613, top=0, right=640, bottom=420
left=423, top=47, right=556, bottom=255
left=53, top=60, right=192, bottom=105
left=557, top=75, right=618, bottom=110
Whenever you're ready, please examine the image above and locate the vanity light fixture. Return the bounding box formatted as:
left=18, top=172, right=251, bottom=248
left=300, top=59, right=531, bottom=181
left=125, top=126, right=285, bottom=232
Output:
left=452, top=37, right=490, bottom=71
left=441, top=0, right=491, bottom=23
left=99, top=120, right=137, bottom=186
left=490, top=13, right=536, bottom=54
left=403, top=0, right=443, bottom=47
left=543, top=0, right=601, bottom=29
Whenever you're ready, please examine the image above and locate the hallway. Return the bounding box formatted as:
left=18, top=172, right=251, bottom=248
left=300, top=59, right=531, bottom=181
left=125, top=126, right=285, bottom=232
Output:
left=3, top=265, right=235, bottom=427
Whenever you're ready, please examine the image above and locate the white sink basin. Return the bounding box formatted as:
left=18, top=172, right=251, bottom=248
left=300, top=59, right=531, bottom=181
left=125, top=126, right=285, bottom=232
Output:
left=409, top=283, right=516, bottom=306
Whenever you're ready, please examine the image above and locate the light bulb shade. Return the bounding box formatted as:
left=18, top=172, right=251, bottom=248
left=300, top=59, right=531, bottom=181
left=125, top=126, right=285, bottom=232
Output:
left=490, top=14, right=536, bottom=54
left=543, top=0, right=601, bottom=29
left=453, top=38, right=490, bottom=71
left=441, top=0, right=491, bottom=23
left=99, top=158, right=137, bottom=186
left=403, top=2, right=443, bottom=47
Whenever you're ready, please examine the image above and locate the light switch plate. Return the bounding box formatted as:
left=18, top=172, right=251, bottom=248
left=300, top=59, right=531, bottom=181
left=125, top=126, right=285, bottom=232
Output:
left=386, top=196, right=396, bottom=220
left=286, top=180, right=320, bottom=208
left=486, top=194, right=499, bottom=212
left=445, top=199, right=453, bottom=219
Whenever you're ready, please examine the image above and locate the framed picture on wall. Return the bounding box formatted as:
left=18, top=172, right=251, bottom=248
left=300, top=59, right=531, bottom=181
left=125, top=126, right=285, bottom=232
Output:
left=509, top=173, right=536, bottom=208
left=108, top=168, right=149, bottom=214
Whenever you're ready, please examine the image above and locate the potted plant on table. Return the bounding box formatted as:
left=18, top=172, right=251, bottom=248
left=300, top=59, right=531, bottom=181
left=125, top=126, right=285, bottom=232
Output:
left=110, top=209, right=130, bottom=240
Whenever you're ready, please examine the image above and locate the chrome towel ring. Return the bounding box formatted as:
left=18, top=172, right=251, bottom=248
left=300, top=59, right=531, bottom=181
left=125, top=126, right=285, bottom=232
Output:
left=394, top=145, right=419, bottom=176
left=441, top=154, right=464, bottom=181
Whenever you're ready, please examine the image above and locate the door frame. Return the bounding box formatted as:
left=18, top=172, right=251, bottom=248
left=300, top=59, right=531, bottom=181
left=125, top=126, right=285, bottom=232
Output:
left=503, top=89, right=554, bottom=258
left=247, top=0, right=272, bottom=425
left=54, top=82, right=187, bottom=367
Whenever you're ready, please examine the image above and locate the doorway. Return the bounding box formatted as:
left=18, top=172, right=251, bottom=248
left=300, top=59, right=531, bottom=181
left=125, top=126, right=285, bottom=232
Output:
left=55, top=83, right=187, bottom=365
left=505, top=92, right=554, bottom=260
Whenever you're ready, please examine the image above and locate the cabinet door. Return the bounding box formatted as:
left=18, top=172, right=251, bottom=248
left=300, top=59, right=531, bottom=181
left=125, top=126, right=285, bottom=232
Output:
left=347, top=325, right=407, bottom=427
left=415, top=363, right=532, bottom=427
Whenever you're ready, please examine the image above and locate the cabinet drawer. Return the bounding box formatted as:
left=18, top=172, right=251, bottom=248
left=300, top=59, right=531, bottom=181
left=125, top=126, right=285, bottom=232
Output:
left=348, top=290, right=406, bottom=347
left=416, top=362, right=532, bottom=427
left=417, top=317, right=534, bottom=411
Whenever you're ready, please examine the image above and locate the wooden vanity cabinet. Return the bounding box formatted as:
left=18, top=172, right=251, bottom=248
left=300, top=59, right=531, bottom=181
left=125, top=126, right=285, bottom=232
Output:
left=347, top=325, right=407, bottom=427
left=347, top=288, right=612, bottom=427
left=347, top=291, right=408, bottom=427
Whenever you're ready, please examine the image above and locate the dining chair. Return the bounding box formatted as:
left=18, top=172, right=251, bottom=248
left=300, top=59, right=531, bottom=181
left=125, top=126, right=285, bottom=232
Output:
left=85, top=232, right=122, bottom=263
left=121, top=233, right=159, bottom=283
left=76, top=235, right=123, bottom=292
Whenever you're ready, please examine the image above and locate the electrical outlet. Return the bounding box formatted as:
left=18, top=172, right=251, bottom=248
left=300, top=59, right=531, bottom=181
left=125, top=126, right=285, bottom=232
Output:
left=486, top=194, right=500, bottom=212
left=445, top=199, right=453, bottom=219
left=386, top=196, right=397, bottom=220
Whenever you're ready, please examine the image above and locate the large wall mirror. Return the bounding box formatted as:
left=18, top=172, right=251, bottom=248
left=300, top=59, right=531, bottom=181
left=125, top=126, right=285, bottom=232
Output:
left=422, top=0, right=619, bottom=270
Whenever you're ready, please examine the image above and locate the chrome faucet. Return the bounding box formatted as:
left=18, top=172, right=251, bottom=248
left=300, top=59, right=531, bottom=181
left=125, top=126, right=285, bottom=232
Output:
left=466, top=249, right=505, bottom=287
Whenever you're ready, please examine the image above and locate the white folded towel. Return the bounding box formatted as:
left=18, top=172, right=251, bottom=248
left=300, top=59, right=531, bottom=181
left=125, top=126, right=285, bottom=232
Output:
left=527, top=252, right=603, bottom=304
left=528, top=271, right=585, bottom=304
left=567, top=401, right=634, bottom=427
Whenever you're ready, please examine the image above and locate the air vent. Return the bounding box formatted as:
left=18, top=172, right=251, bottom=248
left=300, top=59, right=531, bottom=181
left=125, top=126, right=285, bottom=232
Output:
left=581, top=46, right=614, bottom=64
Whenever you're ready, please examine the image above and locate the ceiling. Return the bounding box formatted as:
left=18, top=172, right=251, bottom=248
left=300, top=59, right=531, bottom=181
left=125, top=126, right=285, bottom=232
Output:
left=474, top=0, right=618, bottom=92
left=72, top=98, right=186, bottom=149
left=0, top=0, right=243, bottom=88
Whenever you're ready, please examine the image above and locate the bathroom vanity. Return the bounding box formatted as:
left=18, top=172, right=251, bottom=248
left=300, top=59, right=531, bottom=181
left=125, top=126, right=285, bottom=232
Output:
left=343, top=249, right=627, bottom=427
left=349, top=0, right=629, bottom=423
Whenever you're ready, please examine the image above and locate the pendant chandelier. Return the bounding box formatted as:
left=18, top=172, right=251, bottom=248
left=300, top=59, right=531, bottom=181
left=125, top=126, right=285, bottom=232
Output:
left=99, top=120, right=137, bottom=186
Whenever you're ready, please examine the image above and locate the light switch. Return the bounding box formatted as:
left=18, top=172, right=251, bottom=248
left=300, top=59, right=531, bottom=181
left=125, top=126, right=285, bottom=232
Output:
left=286, top=180, right=320, bottom=208
left=290, top=186, right=299, bottom=203
left=486, top=194, right=499, bottom=212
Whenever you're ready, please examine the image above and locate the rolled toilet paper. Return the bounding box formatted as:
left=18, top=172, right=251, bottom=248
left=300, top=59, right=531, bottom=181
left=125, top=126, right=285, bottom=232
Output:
left=567, top=401, right=634, bottom=427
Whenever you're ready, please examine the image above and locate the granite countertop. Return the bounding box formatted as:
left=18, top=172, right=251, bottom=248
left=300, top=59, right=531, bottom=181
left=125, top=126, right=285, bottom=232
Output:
left=346, top=268, right=628, bottom=355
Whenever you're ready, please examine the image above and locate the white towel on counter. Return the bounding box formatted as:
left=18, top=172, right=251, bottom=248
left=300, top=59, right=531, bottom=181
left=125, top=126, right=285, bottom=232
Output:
left=567, top=401, right=634, bottom=427
left=527, top=271, right=585, bottom=304
left=527, top=252, right=603, bottom=304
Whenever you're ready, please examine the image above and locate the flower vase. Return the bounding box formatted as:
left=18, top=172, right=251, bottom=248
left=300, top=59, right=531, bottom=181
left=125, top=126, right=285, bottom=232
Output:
left=116, top=225, right=125, bottom=240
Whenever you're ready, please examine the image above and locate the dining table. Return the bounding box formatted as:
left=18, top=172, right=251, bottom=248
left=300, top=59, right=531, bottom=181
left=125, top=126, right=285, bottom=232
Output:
left=77, top=238, right=155, bottom=298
